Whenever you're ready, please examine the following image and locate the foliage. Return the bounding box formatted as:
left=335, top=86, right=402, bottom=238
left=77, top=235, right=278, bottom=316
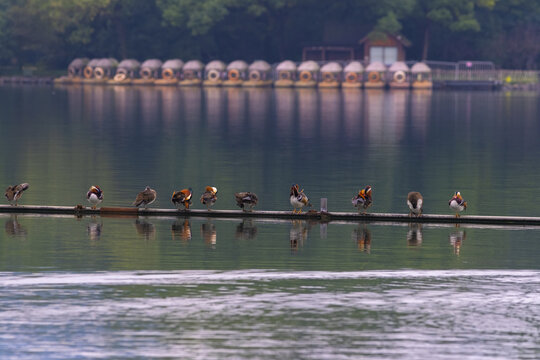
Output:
left=0, top=0, right=538, bottom=69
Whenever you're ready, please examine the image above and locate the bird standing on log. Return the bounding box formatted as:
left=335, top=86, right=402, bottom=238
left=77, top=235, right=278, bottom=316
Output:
left=290, top=184, right=311, bottom=214
left=172, top=188, right=193, bottom=210
left=200, top=186, right=218, bottom=210
left=407, top=191, right=423, bottom=217
left=235, top=192, right=258, bottom=212
left=5, top=183, right=29, bottom=206
left=86, top=185, right=103, bottom=209
left=449, top=191, right=467, bottom=217
left=133, top=186, right=157, bottom=209
left=352, top=185, right=372, bottom=214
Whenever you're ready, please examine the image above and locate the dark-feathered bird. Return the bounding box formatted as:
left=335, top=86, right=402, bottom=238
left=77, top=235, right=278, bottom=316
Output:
left=200, top=186, right=218, bottom=210
left=352, top=185, right=372, bottom=214
left=5, top=183, right=29, bottom=206
left=235, top=192, right=258, bottom=212
left=86, top=185, right=103, bottom=209
left=407, top=191, right=423, bottom=217
left=133, top=186, right=157, bottom=208
left=172, top=188, right=193, bottom=210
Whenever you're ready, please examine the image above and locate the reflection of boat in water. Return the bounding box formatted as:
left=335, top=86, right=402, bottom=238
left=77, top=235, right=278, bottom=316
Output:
left=407, top=223, right=423, bottom=246
left=352, top=225, right=371, bottom=253
left=201, top=221, right=217, bottom=247
left=290, top=220, right=309, bottom=251
left=449, top=229, right=466, bottom=255
left=135, top=218, right=156, bottom=240
left=4, top=215, right=27, bottom=238
left=235, top=219, right=258, bottom=240
left=171, top=219, right=192, bottom=242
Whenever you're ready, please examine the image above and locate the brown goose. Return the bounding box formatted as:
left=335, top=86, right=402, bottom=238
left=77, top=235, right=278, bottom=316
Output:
left=407, top=191, right=423, bottom=217
left=5, top=183, right=29, bottom=206
left=133, top=186, right=157, bottom=208
left=235, top=192, right=258, bottom=212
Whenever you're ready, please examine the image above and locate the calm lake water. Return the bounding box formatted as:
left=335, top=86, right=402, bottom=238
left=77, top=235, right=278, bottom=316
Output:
left=0, top=85, right=539, bottom=359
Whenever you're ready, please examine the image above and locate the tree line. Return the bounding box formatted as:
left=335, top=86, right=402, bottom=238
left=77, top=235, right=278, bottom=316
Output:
left=0, top=0, right=538, bottom=70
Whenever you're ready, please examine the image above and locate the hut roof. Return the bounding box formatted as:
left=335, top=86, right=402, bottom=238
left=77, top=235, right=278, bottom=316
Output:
left=276, top=60, right=297, bottom=71
left=297, top=60, right=320, bottom=71
left=343, top=61, right=364, bottom=73
left=118, top=59, right=141, bottom=70
left=205, top=60, right=226, bottom=71
left=411, top=62, right=431, bottom=73
left=320, top=62, right=343, bottom=73
left=68, top=58, right=89, bottom=69
left=183, top=60, right=204, bottom=71
left=365, top=61, right=387, bottom=72
left=96, top=58, right=118, bottom=68
left=141, top=59, right=163, bottom=70
left=87, top=59, right=101, bottom=68
left=162, top=59, right=184, bottom=70
left=249, top=60, right=271, bottom=72
left=388, top=61, right=409, bottom=72
left=227, top=60, right=248, bottom=71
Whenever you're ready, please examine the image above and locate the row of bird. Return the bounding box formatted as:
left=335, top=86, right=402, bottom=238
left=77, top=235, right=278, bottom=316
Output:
left=6, top=183, right=468, bottom=216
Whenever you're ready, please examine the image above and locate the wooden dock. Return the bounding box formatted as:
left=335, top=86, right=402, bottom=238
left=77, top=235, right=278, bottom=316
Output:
left=1, top=205, right=540, bottom=226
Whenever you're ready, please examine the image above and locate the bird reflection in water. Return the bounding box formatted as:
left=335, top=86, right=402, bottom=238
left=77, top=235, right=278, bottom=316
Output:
left=134, top=218, right=156, bottom=240
left=4, top=215, right=27, bottom=238
left=290, top=220, right=309, bottom=252
left=201, top=220, right=217, bottom=248
left=235, top=219, right=257, bottom=240
left=352, top=224, right=371, bottom=253
left=87, top=217, right=103, bottom=242
left=449, top=229, right=466, bottom=255
left=171, top=218, right=192, bottom=242
left=407, top=223, right=423, bottom=246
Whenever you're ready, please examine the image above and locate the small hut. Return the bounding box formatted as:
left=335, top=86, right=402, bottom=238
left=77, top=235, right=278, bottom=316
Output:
left=155, top=59, right=184, bottom=85
left=294, top=60, right=319, bottom=88
left=318, top=62, right=342, bottom=88
left=342, top=61, right=364, bottom=88
left=92, top=58, right=118, bottom=83
left=244, top=60, right=272, bottom=87
left=364, top=61, right=386, bottom=89
left=67, top=58, right=89, bottom=78
left=82, top=59, right=101, bottom=80
left=411, top=62, right=432, bottom=89
left=388, top=61, right=410, bottom=89
left=223, top=60, right=248, bottom=86
left=109, top=59, right=140, bottom=85
left=274, top=60, right=297, bottom=87
left=132, top=59, right=162, bottom=85
left=179, top=60, right=204, bottom=86
left=203, top=60, right=226, bottom=86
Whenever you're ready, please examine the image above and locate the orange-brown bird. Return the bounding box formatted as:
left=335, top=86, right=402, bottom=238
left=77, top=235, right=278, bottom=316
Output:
left=352, top=185, right=372, bottom=214
left=200, top=186, right=218, bottom=210
left=172, top=188, right=193, bottom=210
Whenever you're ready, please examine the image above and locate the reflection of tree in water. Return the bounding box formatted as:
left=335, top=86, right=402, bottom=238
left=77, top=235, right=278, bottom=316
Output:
left=201, top=221, right=217, bottom=248
left=290, top=220, right=309, bottom=252
left=352, top=224, right=371, bottom=253
left=87, top=217, right=102, bottom=242
left=4, top=215, right=27, bottom=238
left=171, top=219, right=191, bottom=242
left=449, top=229, right=466, bottom=255
left=407, top=223, right=423, bottom=246
left=134, top=218, right=156, bottom=240
left=235, top=219, right=257, bottom=240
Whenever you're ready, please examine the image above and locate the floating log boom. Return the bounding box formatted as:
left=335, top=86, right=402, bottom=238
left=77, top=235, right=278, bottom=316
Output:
left=1, top=205, right=540, bottom=226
